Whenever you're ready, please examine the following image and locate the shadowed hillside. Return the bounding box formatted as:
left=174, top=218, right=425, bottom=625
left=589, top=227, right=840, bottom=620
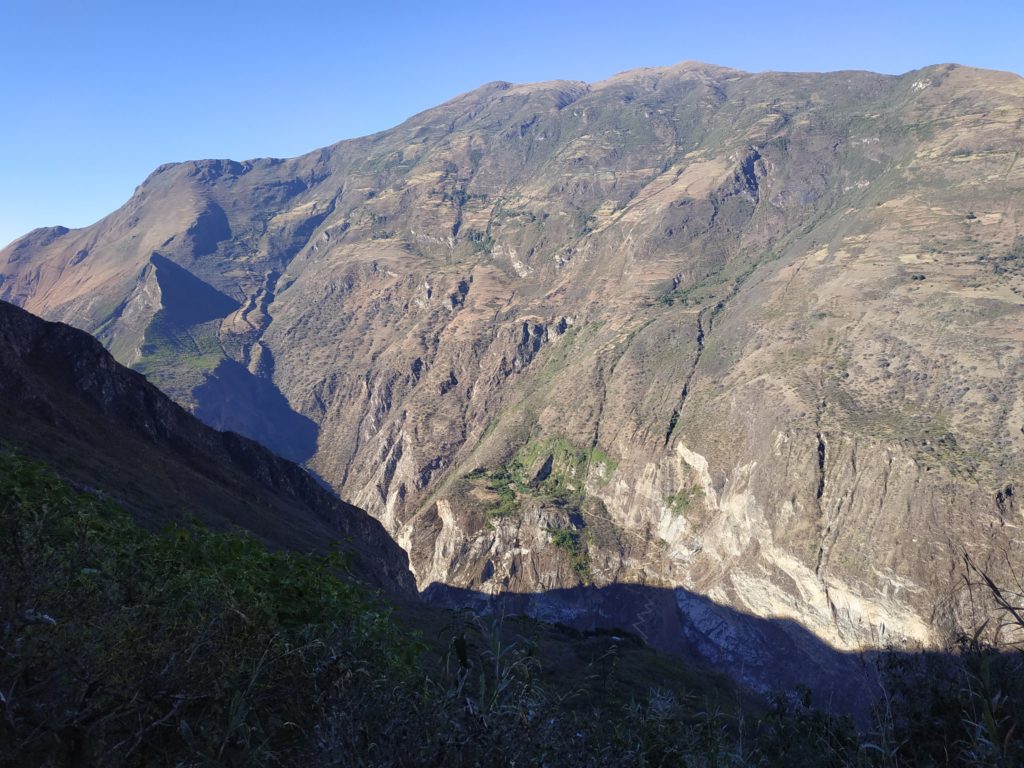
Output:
left=0, top=299, right=413, bottom=593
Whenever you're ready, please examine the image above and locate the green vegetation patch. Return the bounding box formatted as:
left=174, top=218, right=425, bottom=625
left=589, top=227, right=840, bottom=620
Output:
left=469, top=435, right=619, bottom=520
left=981, top=235, right=1024, bottom=276
left=135, top=313, right=225, bottom=378
left=664, top=486, right=705, bottom=516
left=462, top=227, right=494, bottom=255
left=467, top=464, right=521, bottom=519
left=546, top=525, right=592, bottom=584
left=0, top=448, right=415, bottom=767
left=4, top=405, right=1024, bottom=765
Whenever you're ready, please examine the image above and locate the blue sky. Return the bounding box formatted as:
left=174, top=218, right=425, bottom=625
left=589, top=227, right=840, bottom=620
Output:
left=2, top=0, right=1021, bottom=248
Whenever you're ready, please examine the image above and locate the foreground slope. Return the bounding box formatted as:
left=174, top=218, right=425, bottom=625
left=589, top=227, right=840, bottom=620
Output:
left=3, top=62, right=1023, bottom=682
left=0, top=299, right=414, bottom=593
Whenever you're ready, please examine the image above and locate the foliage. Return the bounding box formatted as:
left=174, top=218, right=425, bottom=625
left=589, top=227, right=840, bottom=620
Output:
left=754, top=687, right=860, bottom=767
left=480, top=464, right=522, bottom=518
left=4, top=448, right=1024, bottom=766
left=665, top=486, right=705, bottom=516
left=0, top=449, right=414, bottom=767
left=547, top=525, right=592, bottom=584
left=462, top=228, right=494, bottom=255
left=979, top=236, right=1024, bottom=276
left=472, top=435, right=619, bottom=521
left=440, top=611, right=544, bottom=729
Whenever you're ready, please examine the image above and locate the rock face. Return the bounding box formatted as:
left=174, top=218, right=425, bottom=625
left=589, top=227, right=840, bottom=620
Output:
left=3, top=62, right=1023, bottom=693
left=0, top=299, right=415, bottom=595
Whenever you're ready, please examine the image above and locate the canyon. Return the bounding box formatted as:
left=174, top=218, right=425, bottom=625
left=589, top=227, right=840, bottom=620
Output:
left=3, top=61, right=1023, bottom=696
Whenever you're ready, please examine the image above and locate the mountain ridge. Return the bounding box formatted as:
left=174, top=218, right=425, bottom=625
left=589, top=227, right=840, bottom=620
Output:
left=2, top=60, right=1023, bottom=691
left=9, top=60, right=1013, bottom=243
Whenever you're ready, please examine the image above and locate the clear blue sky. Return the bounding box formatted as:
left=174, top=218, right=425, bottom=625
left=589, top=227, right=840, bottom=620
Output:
left=2, top=0, right=1021, bottom=248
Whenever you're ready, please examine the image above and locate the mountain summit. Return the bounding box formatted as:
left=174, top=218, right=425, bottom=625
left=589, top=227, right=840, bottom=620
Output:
left=2, top=62, right=1023, bottom=691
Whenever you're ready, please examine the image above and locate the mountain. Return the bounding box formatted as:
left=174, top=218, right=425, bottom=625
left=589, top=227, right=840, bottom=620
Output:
left=3, top=61, right=1023, bottom=686
left=0, top=299, right=414, bottom=594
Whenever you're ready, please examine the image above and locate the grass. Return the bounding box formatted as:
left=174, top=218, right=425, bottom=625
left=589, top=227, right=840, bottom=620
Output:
left=135, top=313, right=225, bottom=378
left=547, top=525, right=592, bottom=584
left=817, top=379, right=994, bottom=479
left=665, top=486, right=705, bottom=516
left=462, top=227, right=494, bottom=255
left=0, top=448, right=415, bottom=767
left=469, top=435, right=621, bottom=521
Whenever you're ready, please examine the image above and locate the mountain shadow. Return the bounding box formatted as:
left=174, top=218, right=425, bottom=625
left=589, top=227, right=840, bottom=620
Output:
left=149, top=252, right=237, bottom=326
left=422, top=581, right=974, bottom=721
left=184, top=200, right=232, bottom=257
left=193, top=358, right=319, bottom=465
left=137, top=254, right=319, bottom=465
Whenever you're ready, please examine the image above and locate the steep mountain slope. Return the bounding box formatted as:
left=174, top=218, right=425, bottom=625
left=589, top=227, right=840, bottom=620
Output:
left=0, top=299, right=414, bottom=594
left=3, top=62, right=1023, bottom=683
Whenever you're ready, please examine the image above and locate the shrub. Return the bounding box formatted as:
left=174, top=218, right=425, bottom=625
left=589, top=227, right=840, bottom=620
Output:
left=0, top=449, right=415, bottom=766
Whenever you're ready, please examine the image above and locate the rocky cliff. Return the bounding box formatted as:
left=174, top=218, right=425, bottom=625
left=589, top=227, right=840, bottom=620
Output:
left=2, top=61, right=1022, bottom=693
